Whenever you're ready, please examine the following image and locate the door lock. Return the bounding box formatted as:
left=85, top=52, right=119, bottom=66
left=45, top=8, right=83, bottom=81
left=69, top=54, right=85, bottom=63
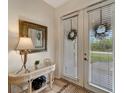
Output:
left=84, top=58, right=88, bottom=61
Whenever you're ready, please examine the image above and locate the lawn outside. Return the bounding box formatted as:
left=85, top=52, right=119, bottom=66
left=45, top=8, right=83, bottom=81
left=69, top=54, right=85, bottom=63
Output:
left=90, top=51, right=112, bottom=63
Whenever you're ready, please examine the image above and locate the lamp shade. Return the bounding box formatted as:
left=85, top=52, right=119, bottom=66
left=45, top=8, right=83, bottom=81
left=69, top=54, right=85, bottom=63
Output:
left=16, top=37, right=34, bottom=50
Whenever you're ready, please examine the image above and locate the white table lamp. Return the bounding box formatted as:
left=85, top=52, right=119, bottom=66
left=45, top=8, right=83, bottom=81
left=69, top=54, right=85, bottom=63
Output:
left=16, top=37, right=34, bottom=73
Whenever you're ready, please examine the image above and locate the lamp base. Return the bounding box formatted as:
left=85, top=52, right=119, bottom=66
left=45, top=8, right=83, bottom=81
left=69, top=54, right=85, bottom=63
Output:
left=16, top=50, right=30, bottom=74
left=16, top=64, right=30, bottom=74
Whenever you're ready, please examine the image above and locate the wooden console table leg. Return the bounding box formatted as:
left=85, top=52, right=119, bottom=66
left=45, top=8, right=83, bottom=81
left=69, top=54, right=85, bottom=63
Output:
left=49, top=72, right=53, bottom=89
left=28, top=80, right=32, bottom=93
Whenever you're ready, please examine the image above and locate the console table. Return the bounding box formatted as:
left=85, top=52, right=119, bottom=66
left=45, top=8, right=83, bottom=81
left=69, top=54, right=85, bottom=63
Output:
left=8, top=64, right=55, bottom=93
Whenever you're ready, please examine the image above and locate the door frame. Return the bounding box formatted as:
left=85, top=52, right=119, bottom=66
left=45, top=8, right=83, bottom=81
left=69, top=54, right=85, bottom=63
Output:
left=83, top=0, right=115, bottom=93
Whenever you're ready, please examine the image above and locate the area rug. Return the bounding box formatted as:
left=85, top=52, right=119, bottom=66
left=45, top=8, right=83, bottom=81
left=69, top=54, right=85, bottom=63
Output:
left=42, top=79, right=68, bottom=93
left=42, top=79, right=94, bottom=93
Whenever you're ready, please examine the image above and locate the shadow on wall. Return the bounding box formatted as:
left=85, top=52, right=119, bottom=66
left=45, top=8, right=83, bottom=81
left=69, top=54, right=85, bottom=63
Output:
left=8, top=31, right=19, bottom=52
left=8, top=31, right=23, bottom=73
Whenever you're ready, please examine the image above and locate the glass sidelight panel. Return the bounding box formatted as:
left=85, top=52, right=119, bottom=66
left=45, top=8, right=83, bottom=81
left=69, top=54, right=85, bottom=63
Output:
left=63, top=16, right=78, bottom=79
left=88, top=5, right=114, bottom=92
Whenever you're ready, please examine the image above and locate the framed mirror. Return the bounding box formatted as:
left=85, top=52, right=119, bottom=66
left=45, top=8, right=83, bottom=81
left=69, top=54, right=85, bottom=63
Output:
left=19, top=20, right=47, bottom=52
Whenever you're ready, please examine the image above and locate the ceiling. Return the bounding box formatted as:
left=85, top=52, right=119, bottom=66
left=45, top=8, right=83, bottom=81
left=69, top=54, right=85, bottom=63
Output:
left=43, top=0, right=70, bottom=8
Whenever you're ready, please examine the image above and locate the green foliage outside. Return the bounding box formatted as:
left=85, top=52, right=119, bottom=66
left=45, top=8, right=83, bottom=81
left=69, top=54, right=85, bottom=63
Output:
left=91, top=52, right=112, bottom=63
left=91, top=38, right=113, bottom=63
left=91, top=38, right=112, bottom=52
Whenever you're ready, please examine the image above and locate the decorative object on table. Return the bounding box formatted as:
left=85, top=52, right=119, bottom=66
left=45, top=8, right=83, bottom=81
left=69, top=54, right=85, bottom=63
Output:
left=16, top=37, right=34, bottom=73
left=34, top=60, right=40, bottom=69
left=67, top=19, right=77, bottom=41
left=19, top=20, right=47, bottom=52
left=44, top=58, right=52, bottom=66
left=32, top=75, right=46, bottom=90
left=93, top=9, right=111, bottom=40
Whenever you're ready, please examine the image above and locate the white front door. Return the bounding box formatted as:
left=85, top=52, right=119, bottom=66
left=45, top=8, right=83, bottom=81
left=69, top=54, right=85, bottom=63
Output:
left=63, top=16, right=78, bottom=80
left=83, top=0, right=114, bottom=93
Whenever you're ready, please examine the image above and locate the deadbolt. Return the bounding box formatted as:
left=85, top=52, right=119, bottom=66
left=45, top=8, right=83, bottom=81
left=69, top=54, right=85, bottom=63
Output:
left=84, top=58, right=88, bottom=61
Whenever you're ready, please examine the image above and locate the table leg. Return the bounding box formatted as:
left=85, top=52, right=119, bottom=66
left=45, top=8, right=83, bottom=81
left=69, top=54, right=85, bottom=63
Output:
left=49, top=72, right=53, bottom=89
left=28, top=80, right=32, bottom=93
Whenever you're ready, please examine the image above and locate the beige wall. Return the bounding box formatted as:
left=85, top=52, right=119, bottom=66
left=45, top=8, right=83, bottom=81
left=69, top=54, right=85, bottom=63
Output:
left=8, top=0, right=56, bottom=72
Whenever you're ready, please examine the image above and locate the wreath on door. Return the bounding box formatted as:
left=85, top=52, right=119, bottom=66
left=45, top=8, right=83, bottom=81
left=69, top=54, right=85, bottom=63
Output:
left=93, top=9, right=111, bottom=39
left=94, top=23, right=111, bottom=39
left=67, top=29, right=77, bottom=41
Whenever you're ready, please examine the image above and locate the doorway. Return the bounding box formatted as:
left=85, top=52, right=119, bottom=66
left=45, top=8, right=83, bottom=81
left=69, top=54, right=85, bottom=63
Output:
left=61, top=0, right=114, bottom=93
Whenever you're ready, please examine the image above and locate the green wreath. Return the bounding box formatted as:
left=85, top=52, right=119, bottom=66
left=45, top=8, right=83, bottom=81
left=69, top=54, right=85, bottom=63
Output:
left=67, top=29, right=77, bottom=41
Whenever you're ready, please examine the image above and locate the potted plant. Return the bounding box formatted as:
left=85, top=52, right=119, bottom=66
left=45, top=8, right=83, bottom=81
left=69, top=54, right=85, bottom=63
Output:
left=34, top=60, right=40, bottom=69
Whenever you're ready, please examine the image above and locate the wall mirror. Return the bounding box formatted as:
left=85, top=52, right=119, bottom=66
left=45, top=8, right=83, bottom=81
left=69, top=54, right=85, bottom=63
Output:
left=19, top=20, right=47, bottom=52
